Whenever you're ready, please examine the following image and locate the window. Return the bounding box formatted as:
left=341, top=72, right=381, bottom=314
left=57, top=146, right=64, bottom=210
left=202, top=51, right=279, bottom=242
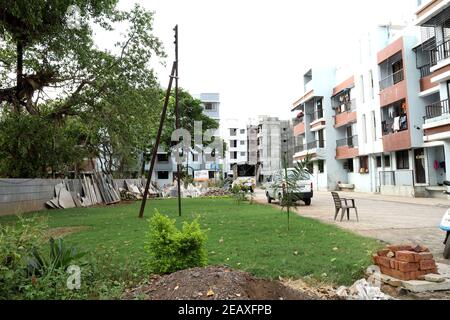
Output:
left=396, top=150, right=410, bottom=169
left=360, top=75, right=365, bottom=103
left=204, top=103, right=213, bottom=110
left=372, top=111, right=377, bottom=141
left=157, top=171, right=169, bottom=179
left=346, top=159, right=354, bottom=173
left=384, top=155, right=391, bottom=167
left=376, top=156, right=382, bottom=168
left=208, top=171, right=215, bottom=179
left=193, top=154, right=199, bottom=162
left=230, top=164, right=234, bottom=171
left=230, top=140, right=238, bottom=148
left=369, top=70, right=374, bottom=99
left=318, top=160, right=325, bottom=173
left=230, top=152, right=238, bottom=160
left=359, top=156, right=369, bottom=173
left=157, top=154, right=169, bottom=162
left=240, top=152, right=246, bottom=157
left=230, top=129, right=237, bottom=136
left=240, top=140, right=245, bottom=145
left=362, top=114, right=368, bottom=143
left=240, top=129, right=245, bottom=134
left=381, top=100, right=408, bottom=135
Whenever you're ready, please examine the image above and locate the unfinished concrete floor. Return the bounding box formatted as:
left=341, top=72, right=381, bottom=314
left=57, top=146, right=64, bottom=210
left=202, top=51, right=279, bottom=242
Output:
left=255, top=189, right=450, bottom=265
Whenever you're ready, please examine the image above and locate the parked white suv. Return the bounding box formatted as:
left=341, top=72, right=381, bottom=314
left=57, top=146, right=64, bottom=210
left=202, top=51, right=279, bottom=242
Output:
left=264, top=169, right=313, bottom=206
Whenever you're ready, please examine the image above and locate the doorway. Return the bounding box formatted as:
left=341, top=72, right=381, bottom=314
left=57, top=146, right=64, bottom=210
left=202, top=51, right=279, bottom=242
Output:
left=414, top=148, right=426, bottom=184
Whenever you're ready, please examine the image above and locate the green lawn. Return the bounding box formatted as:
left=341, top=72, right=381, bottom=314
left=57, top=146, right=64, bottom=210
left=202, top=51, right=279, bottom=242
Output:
left=0, top=198, right=382, bottom=285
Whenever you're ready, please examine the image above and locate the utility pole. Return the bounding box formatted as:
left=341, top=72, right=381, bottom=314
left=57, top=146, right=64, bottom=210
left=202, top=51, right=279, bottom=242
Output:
left=138, top=25, right=183, bottom=219
left=139, top=62, right=177, bottom=218
left=174, top=25, right=182, bottom=217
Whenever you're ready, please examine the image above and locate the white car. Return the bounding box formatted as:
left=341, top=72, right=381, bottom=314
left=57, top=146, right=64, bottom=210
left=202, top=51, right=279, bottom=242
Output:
left=264, top=169, right=313, bottom=206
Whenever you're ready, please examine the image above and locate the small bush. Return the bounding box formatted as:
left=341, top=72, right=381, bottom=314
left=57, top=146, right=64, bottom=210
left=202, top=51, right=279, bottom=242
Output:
left=145, top=211, right=207, bottom=274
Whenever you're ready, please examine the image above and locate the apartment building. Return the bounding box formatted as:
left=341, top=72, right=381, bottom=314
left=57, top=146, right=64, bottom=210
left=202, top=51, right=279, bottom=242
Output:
left=223, top=119, right=249, bottom=178
left=292, top=67, right=347, bottom=191
left=291, top=17, right=450, bottom=197
left=150, top=93, right=222, bottom=187
left=416, top=0, right=450, bottom=197
left=257, top=116, right=294, bottom=183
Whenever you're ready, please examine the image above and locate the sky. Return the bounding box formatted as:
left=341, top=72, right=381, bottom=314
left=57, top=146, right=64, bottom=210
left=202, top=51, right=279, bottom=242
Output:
left=96, top=0, right=419, bottom=122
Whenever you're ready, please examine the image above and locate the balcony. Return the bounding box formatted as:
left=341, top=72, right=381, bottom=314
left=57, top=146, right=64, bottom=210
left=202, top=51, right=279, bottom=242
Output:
left=336, top=136, right=359, bottom=160
left=430, top=40, right=450, bottom=67
left=425, top=99, right=450, bottom=121
left=334, top=100, right=357, bottom=128
left=293, top=120, right=305, bottom=136
left=419, top=64, right=432, bottom=78
left=379, top=69, right=404, bottom=91
left=293, top=140, right=325, bottom=161
left=306, top=140, right=325, bottom=150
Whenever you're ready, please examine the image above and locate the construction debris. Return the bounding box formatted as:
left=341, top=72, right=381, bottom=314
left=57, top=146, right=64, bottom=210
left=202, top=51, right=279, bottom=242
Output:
left=46, top=173, right=122, bottom=210
left=336, top=279, right=393, bottom=300
left=372, top=244, right=438, bottom=281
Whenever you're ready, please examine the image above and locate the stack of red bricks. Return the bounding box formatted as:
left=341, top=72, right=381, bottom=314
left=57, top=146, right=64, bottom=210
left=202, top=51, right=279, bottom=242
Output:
left=372, top=244, right=438, bottom=281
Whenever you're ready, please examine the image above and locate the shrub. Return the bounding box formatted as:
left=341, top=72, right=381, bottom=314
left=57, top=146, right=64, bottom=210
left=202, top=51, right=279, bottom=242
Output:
left=145, top=211, right=207, bottom=274
left=0, top=216, right=47, bottom=299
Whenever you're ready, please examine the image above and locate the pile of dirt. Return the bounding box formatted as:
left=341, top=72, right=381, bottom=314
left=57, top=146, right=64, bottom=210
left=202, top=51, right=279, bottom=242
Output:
left=123, top=266, right=322, bottom=300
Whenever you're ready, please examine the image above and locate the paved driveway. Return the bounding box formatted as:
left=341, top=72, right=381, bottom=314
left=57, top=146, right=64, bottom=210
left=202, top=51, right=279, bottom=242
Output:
left=254, top=189, right=450, bottom=264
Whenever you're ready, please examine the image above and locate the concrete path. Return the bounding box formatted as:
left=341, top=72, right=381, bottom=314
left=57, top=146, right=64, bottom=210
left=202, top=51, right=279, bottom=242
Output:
left=254, top=189, right=450, bottom=264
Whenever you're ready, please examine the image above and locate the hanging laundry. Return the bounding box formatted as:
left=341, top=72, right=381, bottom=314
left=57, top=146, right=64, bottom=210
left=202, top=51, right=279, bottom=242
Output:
left=400, top=115, right=407, bottom=130
left=388, top=106, right=394, bottom=118
left=392, top=117, right=400, bottom=132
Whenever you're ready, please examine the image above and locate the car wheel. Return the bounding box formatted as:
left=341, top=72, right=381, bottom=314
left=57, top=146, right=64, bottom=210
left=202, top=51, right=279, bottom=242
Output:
left=304, top=198, right=312, bottom=206
left=266, top=193, right=272, bottom=204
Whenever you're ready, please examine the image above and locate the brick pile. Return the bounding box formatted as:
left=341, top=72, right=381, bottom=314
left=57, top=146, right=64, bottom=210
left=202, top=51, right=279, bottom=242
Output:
left=372, top=244, right=438, bottom=281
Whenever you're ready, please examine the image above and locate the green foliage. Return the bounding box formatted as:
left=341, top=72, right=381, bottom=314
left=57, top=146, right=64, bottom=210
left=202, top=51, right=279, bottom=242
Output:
left=272, top=154, right=312, bottom=230
left=26, top=238, right=86, bottom=277
left=0, top=1, right=165, bottom=178
left=0, top=112, right=88, bottom=177
left=0, top=216, right=47, bottom=299
left=145, top=210, right=207, bottom=274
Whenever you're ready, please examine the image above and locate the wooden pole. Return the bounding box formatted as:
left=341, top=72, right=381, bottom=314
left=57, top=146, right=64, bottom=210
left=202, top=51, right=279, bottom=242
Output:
left=139, top=62, right=177, bottom=218
left=174, top=25, right=182, bottom=217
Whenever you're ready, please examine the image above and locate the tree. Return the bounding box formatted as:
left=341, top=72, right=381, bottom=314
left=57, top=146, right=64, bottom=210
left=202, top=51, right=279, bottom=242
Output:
left=0, top=1, right=165, bottom=178
left=272, top=154, right=312, bottom=231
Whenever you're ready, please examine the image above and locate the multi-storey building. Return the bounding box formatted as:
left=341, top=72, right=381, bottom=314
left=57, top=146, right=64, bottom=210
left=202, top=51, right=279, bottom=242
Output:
left=292, top=67, right=348, bottom=191
left=223, top=119, right=249, bottom=178
left=257, top=116, right=294, bottom=183
left=416, top=0, right=450, bottom=197
left=150, top=93, right=222, bottom=187
left=290, top=18, right=450, bottom=197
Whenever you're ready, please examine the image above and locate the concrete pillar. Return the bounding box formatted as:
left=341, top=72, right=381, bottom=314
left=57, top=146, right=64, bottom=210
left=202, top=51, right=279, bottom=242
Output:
left=443, top=141, right=450, bottom=195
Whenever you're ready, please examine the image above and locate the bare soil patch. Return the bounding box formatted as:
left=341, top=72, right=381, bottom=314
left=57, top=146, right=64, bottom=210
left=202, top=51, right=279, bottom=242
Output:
left=45, top=226, right=91, bottom=239
left=123, top=266, right=326, bottom=300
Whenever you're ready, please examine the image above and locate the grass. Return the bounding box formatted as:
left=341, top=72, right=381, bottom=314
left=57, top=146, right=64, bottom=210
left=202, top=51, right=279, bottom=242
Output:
left=0, top=198, right=382, bottom=286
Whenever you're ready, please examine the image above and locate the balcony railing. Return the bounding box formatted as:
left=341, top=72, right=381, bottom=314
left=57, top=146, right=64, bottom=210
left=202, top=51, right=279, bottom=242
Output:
left=419, top=64, right=431, bottom=78
left=379, top=69, right=404, bottom=91
left=336, top=135, right=358, bottom=148
left=295, top=145, right=305, bottom=153
left=430, top=40, right=450, bottom=66
left=382, top=115, right=408, bottom=135
left=425, top=99, right=450, bottom=120
left=306, top=140, right=325, bottom=150
left=311, top=109, right=324, bottom=121
left=333, top=99, right=356, bottom=114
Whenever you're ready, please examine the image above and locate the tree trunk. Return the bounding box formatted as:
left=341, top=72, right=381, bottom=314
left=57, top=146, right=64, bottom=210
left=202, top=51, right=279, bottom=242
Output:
left=15, top=40, right=23, bottom=113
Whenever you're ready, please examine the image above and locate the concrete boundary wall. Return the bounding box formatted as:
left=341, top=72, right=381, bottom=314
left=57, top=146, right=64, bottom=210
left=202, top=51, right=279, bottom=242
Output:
left=0, top=178, right=144, bottom=217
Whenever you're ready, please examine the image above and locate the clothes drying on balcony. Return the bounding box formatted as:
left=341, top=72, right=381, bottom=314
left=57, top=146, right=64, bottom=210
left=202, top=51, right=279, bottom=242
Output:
left=392, top=117, right=400, bottom=132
